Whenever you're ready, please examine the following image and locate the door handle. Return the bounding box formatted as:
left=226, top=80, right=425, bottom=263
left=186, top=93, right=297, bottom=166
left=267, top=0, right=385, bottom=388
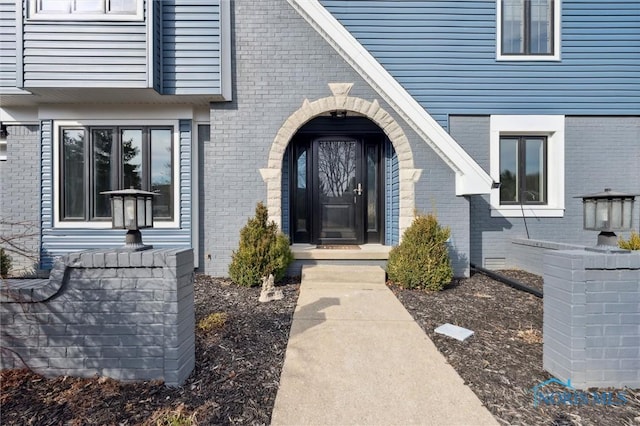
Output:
left=354, top=183, right=363, bottom=196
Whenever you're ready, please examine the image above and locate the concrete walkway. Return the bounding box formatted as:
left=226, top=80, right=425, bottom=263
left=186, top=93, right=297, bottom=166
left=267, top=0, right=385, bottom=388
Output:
left=271, top=265, right=498, bottom=426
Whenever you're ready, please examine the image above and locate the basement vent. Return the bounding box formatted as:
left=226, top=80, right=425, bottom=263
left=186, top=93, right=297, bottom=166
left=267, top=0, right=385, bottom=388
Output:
left=484, top=257, right=506, bottom=270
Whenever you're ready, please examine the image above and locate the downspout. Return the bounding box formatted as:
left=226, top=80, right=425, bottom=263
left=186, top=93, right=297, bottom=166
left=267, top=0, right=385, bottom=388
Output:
left=470, top=263, right=543, bottom=298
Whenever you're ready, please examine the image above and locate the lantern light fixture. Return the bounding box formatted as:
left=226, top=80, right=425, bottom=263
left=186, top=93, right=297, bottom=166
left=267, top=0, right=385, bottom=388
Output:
left=101, top=188, right=156, bottom=251
left=575, top=188, right=636, bottom=252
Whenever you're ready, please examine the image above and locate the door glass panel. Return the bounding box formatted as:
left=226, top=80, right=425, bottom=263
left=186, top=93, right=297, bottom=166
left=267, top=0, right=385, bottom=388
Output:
left=92, top=129, right=114, bottom=218
left=121, top=129, right=143, bottom=189
left=150, top=129, right=173, bottom=219
left=317, top=140, right=357, bottom=240
left=366, top=145, right=377, bottom=232
left=294, top=145, right=308, bottom=234
left=62, top=129, right=86, bottom=219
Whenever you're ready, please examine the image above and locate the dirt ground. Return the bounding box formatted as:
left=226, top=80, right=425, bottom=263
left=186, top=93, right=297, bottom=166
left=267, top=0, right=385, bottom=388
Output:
left=1, top=270, right=639, bottom=425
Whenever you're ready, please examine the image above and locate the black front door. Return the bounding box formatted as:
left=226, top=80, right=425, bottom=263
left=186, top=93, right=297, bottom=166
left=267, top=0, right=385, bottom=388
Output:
left=290, top=130, right=383, bottom=246
left=313, top=138, right=363, bottom=244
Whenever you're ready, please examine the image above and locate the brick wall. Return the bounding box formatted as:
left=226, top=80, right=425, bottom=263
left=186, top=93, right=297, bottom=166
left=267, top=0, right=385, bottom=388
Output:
left=543, top=249, right=640, bottom=389
left=0, top=248, right=195, bottom=386
left=451, top=116, right=640, bottom=269
left=0, top=125, right=41, bottom=274
left=506, top=238, right=587, bottom=276
left=204, top=0, right=469, bottom=277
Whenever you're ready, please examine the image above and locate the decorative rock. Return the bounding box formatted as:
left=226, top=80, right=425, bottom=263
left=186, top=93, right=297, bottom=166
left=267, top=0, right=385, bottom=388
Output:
left=259, top=274, right=284, bottom=303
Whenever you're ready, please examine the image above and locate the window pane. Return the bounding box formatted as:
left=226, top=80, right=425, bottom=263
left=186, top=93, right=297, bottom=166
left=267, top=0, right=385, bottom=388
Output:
left=524, top=138, right=545, bottom=202
left=63, top=129, right=85, bottom=219
left=92, top=129, right=114, bottom=218
left=121, top=129, right=143, bottom=189
left=39, top=0, right=71, bottom=12
left=73, top=0, right=103, bottom=13
left=502, top=0, right=524, bottom=54
left=108, top=0, right=137, bottom=13
left=150, top=129, right=173, bottom=219
left=499, top=138, right=519, bottom=203
left=530, top=0, right=553, bottom=54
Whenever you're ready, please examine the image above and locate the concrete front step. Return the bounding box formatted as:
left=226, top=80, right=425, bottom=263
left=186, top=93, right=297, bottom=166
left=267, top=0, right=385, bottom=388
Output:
left=301, top=264, right=386, bottom=284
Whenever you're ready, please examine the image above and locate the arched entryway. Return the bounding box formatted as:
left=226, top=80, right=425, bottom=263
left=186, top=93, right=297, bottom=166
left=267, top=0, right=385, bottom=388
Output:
left=259, top=83, right=421, bottom=245
left=284, top=116, right=389, bottom=245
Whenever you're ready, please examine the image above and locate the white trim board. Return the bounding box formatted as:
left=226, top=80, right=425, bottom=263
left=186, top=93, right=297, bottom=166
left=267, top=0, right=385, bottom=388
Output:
left=288, top=0, right=493, bottom=195
left=489, top=115, right=565, bottom=218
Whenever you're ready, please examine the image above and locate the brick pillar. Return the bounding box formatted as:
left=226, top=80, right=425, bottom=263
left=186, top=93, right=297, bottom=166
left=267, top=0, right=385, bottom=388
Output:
left=543, top=249, right=640, bottom=389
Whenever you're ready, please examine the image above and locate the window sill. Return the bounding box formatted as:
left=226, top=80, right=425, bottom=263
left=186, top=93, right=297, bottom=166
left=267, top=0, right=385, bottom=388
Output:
left=53, top=221, right=179, bottom=229
left=491, top=206, right=564, bottom=218
left=496, top=54, right=560, bottom=62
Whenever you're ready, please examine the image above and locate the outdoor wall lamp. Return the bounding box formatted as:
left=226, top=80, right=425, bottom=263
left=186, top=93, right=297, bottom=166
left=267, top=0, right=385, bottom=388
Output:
left=101, top=188, right=155, bottom=251
left=330, top=110, right=347, bottom=119
left=576, top=188, right=636, bottom=252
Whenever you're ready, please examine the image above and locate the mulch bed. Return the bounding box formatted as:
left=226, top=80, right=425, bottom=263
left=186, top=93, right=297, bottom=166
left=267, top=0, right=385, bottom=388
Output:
left=0, top=275, right=300, bottom=425
left=1, top=270, right=639, bottom=425
left=390, top=270, right=640, bottom=426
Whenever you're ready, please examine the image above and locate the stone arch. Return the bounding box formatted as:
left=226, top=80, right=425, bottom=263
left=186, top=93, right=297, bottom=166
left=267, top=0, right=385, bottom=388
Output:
left=259, top=83, right=421, bottom=241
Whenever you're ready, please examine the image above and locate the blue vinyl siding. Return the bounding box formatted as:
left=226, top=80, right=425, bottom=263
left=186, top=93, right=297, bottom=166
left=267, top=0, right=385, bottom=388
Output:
left=321, top=0, right=640, bottom=129
left=40, top=119, right=193, bottom=270
left=161, top=0, right=221, bottom=95
left=22, top=2, right=148, bottom=88
left=384, top=139, right=399, bottom=246
left=4, top=0, right=224, bottom=95
left=0, top=1, right=17, bottom=88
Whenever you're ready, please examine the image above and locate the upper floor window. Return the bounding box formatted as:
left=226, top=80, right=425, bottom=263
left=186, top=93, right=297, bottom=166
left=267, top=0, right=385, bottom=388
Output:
left=497, top=0, right=561, bottom=61
left=29, top=0, right=143, bottom=21
left=59, top=125, right=175, bottom=223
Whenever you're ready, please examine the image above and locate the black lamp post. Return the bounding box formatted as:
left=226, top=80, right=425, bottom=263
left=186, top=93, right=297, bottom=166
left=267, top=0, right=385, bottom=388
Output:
left=576, top=188, right=636, bottom=252
left=101, top=188, right=156, bottom=251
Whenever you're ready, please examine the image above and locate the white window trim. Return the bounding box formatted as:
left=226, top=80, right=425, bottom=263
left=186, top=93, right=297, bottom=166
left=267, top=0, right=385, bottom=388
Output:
left=28, top=0, right=143, bottom=21
left=52, top=120, right=181, bottom=229
left=490, top=115, right=565, bottom=217
left=496, top=0, right=561, bottom=61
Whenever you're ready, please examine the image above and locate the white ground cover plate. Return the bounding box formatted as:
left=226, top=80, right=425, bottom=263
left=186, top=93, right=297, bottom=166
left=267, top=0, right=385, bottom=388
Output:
left=434, top=323, right=474, bottom=342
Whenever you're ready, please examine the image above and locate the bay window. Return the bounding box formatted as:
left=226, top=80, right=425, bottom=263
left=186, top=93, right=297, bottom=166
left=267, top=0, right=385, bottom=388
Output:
left=60, top=126, right=174, bottom=222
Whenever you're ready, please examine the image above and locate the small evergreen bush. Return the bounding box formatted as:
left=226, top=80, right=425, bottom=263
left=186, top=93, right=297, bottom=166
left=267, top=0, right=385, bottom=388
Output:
left=387, top=212, right=453, bottom=291
left=619, top=230, right=640, bottom=251
left=0, top=248, right=11, bottom=278
left=228, top=202, right=293, bottom=287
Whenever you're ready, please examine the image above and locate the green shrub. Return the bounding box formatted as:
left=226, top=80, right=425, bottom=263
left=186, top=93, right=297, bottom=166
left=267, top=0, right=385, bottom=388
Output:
left=619, top=230, right=640, bottom=251
left=0, top=249, right=11, bottom=278
left=228, top=202, right=293, bottom=287
left=387, top=212, right=453, bottom=291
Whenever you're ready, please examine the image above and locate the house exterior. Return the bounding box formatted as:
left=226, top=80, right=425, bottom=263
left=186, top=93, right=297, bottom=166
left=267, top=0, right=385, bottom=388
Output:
left=1, top=0, right=638, bottom=278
